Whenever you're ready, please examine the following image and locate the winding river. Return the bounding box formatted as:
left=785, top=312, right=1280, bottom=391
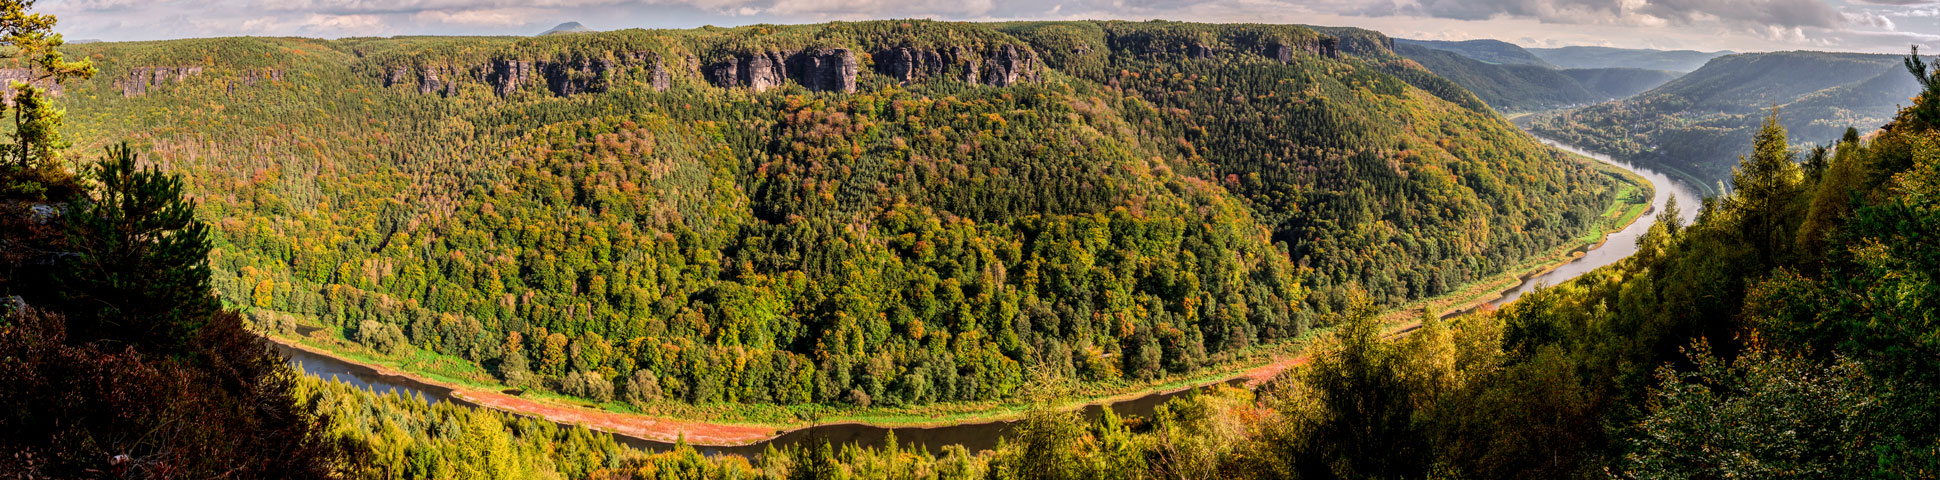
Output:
left=275, top=136, right=1704, bottom=456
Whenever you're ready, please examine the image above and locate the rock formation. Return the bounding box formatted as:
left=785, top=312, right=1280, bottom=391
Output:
left=979, top=44, right=1040, bottom=87
left=705, top=48, right=859, bottom=93
left=872, top=44, right=1040, bottom=88
left=1187, top=43, right=1214, bottom=59
left=388, top=52, right=669, bottom=98
left=118, top=66, right=204, bottom=97
left=1262, top=38, right=1341, bottom=63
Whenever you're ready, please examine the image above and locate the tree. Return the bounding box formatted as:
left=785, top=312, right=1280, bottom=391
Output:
left=0, top=0, right=89, bottom=172
left=1624, top=347, right=1880, bottom=479
left=1729, top=109, right=1802, bottom=264
left=624, top=368, right=663, bottom=406
left=52, top=144, right=218, bottom=352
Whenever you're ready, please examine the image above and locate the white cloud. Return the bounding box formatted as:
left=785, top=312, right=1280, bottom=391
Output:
left=26, top=0, right=1940, bottom=53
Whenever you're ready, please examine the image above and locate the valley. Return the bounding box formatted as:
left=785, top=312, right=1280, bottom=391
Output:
left=6, top=1, right=1938, bottom=476
left=264, top=132, right=1671, bottom=454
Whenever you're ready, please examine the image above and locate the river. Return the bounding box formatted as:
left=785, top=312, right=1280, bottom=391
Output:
left=275, top=136, right=1704, bottom=456
left=1487, top=137, right=1704, bottom=306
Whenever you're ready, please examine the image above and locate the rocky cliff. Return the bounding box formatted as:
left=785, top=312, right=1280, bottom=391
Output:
left=0, top=69, right=60, bottom=102
left=706, top=48, right=859, bottom=93
left=872, top=44, right=1040, bottom=87
left=386, top=51, right=671, bottom=98
left=1263, top=39, right=1340, bottom=63
left=118, top=66, right=204, bottom=97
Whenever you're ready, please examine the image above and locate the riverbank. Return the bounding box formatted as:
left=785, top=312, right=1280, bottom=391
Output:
left=261, top=139, right=1662, bottom=448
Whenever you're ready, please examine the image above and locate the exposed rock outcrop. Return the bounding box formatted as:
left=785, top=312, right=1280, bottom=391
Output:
left=389, top=52, right=669, bottom=98
left=980, top=44, right=1040, bottom=87
left=420, top=65, right=458, bottom=96
left=487, top=59, right=536, bottom=97
left=1187, top=43, right=1214, bottom=59
left=872, top=44, right=1040, bottom=88
left=792, top=49, right=857, bottom=93
left=118, top=66, right=204, bottom=97
left=227, top=69, right=284, bottom=94
left=705, top=48, right=858, bottom=93
left=0, top=69, right=59, bottom=102
left=1262, top=38, right=1340, bottom=62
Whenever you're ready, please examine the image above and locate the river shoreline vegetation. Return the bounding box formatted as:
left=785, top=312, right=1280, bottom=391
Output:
left=5, top=0, right=1939, bottom=476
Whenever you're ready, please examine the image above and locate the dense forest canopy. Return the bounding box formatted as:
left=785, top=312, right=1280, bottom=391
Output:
left=37, top=20, right=1623, bottom=411
left=297, top=43, right=1940, bottom=480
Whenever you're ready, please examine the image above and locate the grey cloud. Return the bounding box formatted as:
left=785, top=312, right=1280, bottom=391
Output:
left=1638, top=0, right=1844, bottom=28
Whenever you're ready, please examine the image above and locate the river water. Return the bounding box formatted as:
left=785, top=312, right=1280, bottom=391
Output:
left=275, top=136, right=1704, bottom=456
left=1487, top=138, right=1703, bottom=306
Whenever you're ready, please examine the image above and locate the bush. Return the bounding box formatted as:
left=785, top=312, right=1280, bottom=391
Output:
left=623, top=369, right=662, bottom=406
left=563, top=370, right=614, bottom=403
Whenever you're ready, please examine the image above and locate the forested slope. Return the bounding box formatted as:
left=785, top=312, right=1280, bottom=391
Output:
left=49, top=20, right=1621, bottom=412
left=1529, top=51, right=1919, bottom=187
left=1527, top=45, right=1731, bottom=72
left=302, top=44, right=1940, bottom=480
left=1394, top=38, right=1554, bottom=67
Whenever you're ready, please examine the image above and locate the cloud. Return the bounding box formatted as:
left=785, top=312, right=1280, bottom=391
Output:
left=412, top=7, right=545, bottom=27
left=28, top=0, right=1940, bottom=53
left=1846, top=9, right=1897, bottom=29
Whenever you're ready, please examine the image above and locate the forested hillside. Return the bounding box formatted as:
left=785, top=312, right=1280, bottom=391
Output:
left=294, top=44, right=1940, bottom=480
left=1529, top=50, right=1920, bottom=187
left=1394, top=38, right=1554, bottom=67
left=1395, top=43, right=1677, bottom=112
left=1527, top=45, right=1732, bottom=72
left=46, top=20, right=1622, bottom=414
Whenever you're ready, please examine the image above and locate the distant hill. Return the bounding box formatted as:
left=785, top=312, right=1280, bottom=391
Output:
left=1561, top=68, right=1680, bottom=99
left=539, top=21, right=593, bottom=36
left=1528, top=51, right=1917, bottom=186
left=1527, top=46, right=1731, bottom=72
left=1397, top=43, right=1678, bottom=112
left=1396, top=38, right=1554, bottom=67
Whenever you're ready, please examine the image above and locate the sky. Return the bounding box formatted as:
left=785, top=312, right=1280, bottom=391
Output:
left=39, top=0, right=1940, bottom=54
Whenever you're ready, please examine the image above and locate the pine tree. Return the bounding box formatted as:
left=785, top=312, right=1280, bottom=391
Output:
left=52, top=143, right=218, bottom=352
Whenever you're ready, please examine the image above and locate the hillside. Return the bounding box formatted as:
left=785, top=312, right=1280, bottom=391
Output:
left=44, top=20, right=1622, bottom=415
left=1396, top=43, right=1677, bottom=112
left=1528, top=51, right=1918, bottom=185
left=1395, top=38, right=1554, bottom=67
left=1527, top=45, right=1732, bottom=72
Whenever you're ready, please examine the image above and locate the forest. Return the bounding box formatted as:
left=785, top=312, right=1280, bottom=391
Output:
left=39, top=20, right=1622, bottom=413
left=292, top=44, right=1940, bottom=479
left=5, top=0, right=1939, bottom=476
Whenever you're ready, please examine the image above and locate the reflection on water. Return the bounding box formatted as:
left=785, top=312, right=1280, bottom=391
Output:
left=1487, top=138, right=1704, bottom=306
left=271, top=136, right=1697, bottom=456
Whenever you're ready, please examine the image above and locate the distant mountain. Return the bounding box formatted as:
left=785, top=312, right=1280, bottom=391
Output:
left=539, top=22, right=593, bottom=36
left=1528, top=51, right=1918, bottom=187
left=1561, top=68, right=1681, bottom=99
left=1526, top=46, right=1731, bottom=72
left=1396, top=38, right=1554, bottom=67
left=1397, top=43, right=1678, bottom=112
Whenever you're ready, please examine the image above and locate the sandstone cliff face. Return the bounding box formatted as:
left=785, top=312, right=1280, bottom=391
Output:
left=0, top=69, right=59, bottom=102
left=119, top=66, right=205, bottom=97
left=872, top=44, right=1040, bottom=87
left=979, top=44, right=1040, bottom=87
left=705, top=48, right=858, bottom=93
left=388, top=51, right=671, bottom=98
left=1262, top=38, right=1341, bottom=62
